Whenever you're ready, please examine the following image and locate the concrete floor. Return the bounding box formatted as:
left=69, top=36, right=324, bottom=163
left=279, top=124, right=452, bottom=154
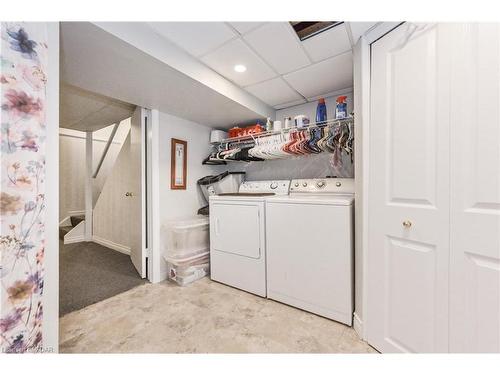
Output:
left=60, top=277, right=377, bottom=353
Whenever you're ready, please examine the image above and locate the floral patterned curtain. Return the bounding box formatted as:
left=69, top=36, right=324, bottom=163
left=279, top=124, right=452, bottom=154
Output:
left=1, top=22, right=49, bottom=353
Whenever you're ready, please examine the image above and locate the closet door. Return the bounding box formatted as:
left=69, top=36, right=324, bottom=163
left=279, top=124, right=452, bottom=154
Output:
left=367, top=24, right=451, bottom=353
left=449, top=23, right=500, bottom=353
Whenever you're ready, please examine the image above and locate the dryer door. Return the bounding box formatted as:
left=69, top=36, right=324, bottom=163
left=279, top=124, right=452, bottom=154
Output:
left=210, top=201, right=262, bottom=259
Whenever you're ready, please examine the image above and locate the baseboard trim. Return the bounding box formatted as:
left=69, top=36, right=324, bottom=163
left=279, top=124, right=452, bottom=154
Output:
left=158, top=270, right=168, bottom=283
left=92, top=235, right=131, bottom=255
left=353, top=312, right=364, bottom=340
left=64, top=235, right=84, bottom=244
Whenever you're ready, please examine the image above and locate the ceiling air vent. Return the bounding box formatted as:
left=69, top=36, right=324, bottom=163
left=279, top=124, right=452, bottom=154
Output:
left=290, top=21, right=343, bottom=41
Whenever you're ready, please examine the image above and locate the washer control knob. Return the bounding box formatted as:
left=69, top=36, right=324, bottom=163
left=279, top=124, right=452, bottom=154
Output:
left=270, top=182, right=278, bottom=189
left=302, top=182, right=308, bottom=187
left=294, top=183, right=299, bottom=187
left=336, top=182, right=342, bottom=187
left=317, top=181, right=326, bottom=188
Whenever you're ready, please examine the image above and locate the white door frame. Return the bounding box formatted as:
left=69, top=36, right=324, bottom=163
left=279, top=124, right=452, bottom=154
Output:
left=149, top=109, right=163, bottom=283
left=129, top=106, right=154, bottom=281
left=144, top=108, right=154, bottom=282
left=353, top=22, right=402, bottom=341
left=138, top=107, right=154, bottom=282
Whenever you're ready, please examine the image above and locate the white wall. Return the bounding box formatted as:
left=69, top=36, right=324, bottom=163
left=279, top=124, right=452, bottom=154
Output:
left=92, top=131, right=132, bottom=252
left=92, top=121, right=131, bottom=204
left=59, top=120, right=130, bottom=222
left=153, top=111, right=226, bottom=281
left=232, top=89, right=354, bottom=181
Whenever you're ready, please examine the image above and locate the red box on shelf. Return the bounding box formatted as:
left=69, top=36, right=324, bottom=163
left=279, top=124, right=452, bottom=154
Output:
left=228, top=127, right=241, bottom=138
left=228, top=124, right=264, bottom=138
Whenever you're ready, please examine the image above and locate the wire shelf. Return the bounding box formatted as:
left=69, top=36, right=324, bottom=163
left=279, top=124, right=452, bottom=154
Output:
left=216, top=116, right=354, bottom=145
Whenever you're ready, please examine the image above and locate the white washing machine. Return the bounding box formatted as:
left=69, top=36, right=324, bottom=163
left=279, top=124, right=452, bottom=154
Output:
left=265, top=178, right=354, bottom=325
left=209, top=180, right=291, bottom=297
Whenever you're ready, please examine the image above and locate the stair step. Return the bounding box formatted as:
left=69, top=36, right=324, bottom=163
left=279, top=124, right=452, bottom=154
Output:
left=70, top=215, right=85, bottom=227
left=59, top=226, right=73, bottom=241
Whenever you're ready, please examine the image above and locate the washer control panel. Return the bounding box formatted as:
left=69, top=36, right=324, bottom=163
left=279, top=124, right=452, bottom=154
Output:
left=239, top=180, right=291, bottom=195
left=289, top=178, right=354, bottom=194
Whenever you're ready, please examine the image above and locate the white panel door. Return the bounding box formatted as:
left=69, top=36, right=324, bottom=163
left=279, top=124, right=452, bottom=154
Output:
left=367, top=24, right=451, bottom=353
left=449, top=23, right=500, bottom=353
left=129, top=107, right=147, bottom=278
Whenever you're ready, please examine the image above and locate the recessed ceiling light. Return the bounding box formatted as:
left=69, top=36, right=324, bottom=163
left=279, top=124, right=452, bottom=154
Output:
left=234, top=64, right=247, bottom=73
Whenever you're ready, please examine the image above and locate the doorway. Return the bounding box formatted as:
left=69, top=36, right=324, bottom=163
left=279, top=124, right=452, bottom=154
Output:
left=58, top=85, right=151, bottom=316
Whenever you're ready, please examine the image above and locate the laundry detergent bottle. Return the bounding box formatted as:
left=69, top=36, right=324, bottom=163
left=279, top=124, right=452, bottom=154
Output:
left=335, top=95, right=348, bottom=119
left=316, top=97, right=327, bottom=125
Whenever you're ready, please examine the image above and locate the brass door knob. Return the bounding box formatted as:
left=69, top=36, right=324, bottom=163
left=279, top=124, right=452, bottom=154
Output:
left=403, top=220, right=412, bottom=228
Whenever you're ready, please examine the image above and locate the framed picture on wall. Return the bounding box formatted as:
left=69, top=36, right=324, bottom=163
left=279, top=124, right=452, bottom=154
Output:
left=171, top=138, right=187, bottom=190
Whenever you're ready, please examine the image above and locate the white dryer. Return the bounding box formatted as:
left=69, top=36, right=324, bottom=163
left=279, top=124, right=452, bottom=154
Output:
left=209, top=180, right=290, bottom=297
left=265, top=178, right=354, bottom=325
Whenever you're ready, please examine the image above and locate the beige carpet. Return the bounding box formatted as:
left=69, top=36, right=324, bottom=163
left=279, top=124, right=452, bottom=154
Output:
left=60, top=277, right=377, bottom=353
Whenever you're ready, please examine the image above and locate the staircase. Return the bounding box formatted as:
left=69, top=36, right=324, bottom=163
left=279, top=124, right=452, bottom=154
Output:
left=59, top=121, right=131, bottom=246
left=59, top=215, right=85, bottom=240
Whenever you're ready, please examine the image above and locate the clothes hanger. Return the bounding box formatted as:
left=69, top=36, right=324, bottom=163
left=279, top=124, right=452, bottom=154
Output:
left=307, top=127, right=322, bottom=154
left=318, top=126, right=332, bottom=153
left=326, top=125, right=341, bottom=153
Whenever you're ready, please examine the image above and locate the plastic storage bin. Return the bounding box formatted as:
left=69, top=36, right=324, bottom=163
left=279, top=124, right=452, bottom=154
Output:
left=166, top=254, right=209, bottom=286
left=163, top=216, right=210, bottom=286
left=163, top=217, right=209, bottom=261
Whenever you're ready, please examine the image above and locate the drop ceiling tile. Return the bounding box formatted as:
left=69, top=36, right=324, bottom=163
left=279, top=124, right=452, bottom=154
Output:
left=244, top=22, right=311, bottom=74
left=229, top=22, right=264, bottom=35
left=274, top=98, right=307, bottom=110
left=302, top=23, right=352, bottom=62
left=348, top=22, right=378, bottom=44
left=148, top=22, right=236, bottom=57
left=201, top=38, right=277, bottom=86
left=283, top=51, right=353, bottom=98
left=245, top=77, right=303, bottom=107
